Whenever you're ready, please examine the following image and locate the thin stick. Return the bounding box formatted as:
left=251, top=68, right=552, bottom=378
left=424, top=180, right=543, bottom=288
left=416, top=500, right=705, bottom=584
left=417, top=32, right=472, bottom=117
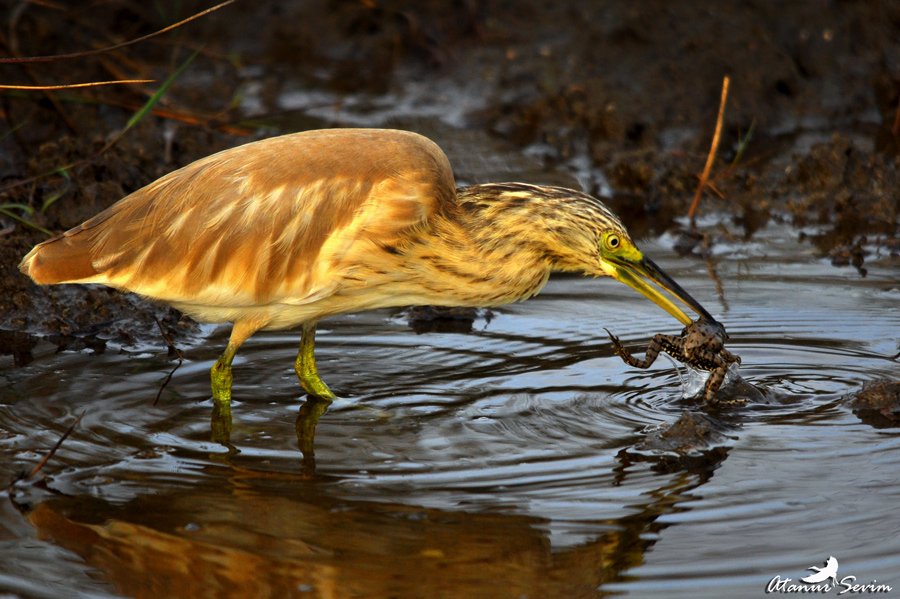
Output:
left=95, top=100, right=250, bottom=135
left=153, top=316, right=184, bottom=406
left=0, top=79, right=153, bottom=90
left=3, top=89, right=250, bottom=134
left=705, top=257, right=728, bottom=311
left=23, top=411, right=85, bottom=481
left=705, top=180, right=726, bottom=200
left=0, top=0, right=235, bottom=64
left=154, top=316, right=184, bottom=361
left=154, top=362, right=183, bottom=406
left=687, top=76, right=730, bottom=228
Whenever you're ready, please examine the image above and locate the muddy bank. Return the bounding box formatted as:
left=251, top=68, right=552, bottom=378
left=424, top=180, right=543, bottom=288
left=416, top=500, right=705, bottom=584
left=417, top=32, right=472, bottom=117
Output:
left=0, top=0, right=898, bottom=353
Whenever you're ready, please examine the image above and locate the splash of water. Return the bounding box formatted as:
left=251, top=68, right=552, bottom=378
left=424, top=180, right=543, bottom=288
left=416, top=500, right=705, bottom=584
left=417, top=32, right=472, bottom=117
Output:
left=673, top=359, right=742, bottom=400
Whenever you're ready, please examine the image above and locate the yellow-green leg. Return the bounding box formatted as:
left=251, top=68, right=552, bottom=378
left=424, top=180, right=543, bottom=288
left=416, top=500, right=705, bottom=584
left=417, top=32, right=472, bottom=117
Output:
left=210, top=319, right=267, bottom=404
left=295, top=322, right=391, bottom=419
left=211, top=344, right=238, bottom=403
left=209, top=336, right=241, bottom=446
left=295, top=322, right=337, bottom=400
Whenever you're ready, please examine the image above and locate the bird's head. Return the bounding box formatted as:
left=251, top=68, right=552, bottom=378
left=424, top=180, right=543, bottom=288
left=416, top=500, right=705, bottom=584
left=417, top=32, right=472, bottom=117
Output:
left=466, top=184, right=712, bottom=325
left=592, top=227, right=712, bottom=325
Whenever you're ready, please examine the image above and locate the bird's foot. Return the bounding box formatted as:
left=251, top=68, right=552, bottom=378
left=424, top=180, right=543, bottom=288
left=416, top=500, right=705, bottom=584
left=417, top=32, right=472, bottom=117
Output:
left=298, top=375, right=337, bottom=402
left=211, top=358, right=234, bottom=404
left=209, top=359, right=237, bottom=446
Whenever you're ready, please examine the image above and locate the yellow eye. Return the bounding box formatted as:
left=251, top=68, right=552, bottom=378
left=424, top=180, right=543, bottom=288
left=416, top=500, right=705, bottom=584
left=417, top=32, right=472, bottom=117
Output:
left=604, top=233, right=621, bottom=251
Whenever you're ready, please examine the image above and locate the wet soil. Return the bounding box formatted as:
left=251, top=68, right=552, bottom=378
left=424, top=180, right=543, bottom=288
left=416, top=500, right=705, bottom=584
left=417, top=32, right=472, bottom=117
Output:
left=1, top=0, right=899, bottom=350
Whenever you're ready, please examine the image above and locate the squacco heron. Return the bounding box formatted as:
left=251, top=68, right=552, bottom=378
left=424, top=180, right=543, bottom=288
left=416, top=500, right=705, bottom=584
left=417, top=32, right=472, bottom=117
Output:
left=20, top=128, right=712, bottom=404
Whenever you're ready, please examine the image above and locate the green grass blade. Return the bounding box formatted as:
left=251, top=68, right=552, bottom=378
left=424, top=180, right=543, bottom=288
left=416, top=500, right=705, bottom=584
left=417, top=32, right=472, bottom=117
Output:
left=0, top=203, right=34, bottom=216
left=41, top=182, right=72, bottom=211
left=731, top=119, right=756, bottom=168
left=0, top=207, right=53, bottom=236
left=124, top=48, right=201, bottom=132
left=0, top=121, right=26, bottom=142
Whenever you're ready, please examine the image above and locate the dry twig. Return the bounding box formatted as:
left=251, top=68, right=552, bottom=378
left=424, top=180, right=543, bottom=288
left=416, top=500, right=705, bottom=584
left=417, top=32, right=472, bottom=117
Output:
left=12, top=412, right=85, bottom=486
left=0, top=79, right=153, bottom=90
left=153, top=317, right=184, bottom=406
left=687, top=76, right=730, bottom=228
left=0, top=0, right=235, bottom=64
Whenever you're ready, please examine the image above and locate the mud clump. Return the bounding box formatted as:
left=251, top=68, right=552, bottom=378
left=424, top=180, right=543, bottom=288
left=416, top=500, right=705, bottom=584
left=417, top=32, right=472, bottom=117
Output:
left=781, top=135, right=900, bottom=251
left=404, top=306, right=493, bottom=335
left=844, top=379, right=900, bottom=428
left=828, top=236, right=869, bottom=276
left=637, top=412, right=729, bottom=455
left=620, top=412, right=733, bottom=478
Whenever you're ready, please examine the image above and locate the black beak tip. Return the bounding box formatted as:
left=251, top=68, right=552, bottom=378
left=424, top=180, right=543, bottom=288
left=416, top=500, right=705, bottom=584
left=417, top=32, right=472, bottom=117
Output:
left=641, top=256, right=714, bottom=322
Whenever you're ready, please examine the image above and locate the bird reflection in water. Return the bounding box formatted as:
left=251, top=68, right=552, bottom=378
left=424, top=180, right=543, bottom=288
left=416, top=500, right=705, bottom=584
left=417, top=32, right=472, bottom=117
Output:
left=210, top=394, right=332, bottom=477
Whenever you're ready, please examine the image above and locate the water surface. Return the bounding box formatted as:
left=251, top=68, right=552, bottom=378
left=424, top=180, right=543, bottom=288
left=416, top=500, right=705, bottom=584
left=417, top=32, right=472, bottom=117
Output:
left=2, top=217, right=899, bottom=598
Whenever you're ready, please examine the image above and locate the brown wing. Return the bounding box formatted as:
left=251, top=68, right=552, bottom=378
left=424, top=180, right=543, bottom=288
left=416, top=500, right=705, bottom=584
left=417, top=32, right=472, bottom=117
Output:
left=20, top=129, right=455, bottom=312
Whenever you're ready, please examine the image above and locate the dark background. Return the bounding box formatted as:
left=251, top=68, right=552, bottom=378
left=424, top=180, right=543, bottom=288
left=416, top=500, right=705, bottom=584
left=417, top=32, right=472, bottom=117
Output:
left=1, top=0, right=898, bottom=350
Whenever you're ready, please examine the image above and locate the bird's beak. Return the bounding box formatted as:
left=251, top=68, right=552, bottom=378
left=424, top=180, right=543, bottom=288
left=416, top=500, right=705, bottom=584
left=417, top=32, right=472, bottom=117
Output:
left=608, top=255, right=712, bottom=325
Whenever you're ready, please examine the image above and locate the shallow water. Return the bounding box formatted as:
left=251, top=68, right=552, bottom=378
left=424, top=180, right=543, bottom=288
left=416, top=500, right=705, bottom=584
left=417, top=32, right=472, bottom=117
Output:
left=2, top=215, right=899, bottom=598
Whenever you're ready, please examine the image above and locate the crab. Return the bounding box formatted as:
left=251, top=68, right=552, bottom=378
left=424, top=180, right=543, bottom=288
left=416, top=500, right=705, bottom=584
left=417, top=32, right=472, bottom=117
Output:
left=605, top=318, right=742, bottom=404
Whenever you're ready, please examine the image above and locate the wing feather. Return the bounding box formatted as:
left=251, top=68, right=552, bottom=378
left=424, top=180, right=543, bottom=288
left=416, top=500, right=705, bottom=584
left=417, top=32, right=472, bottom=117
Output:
left=20, top=129, right=456, bottom=322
